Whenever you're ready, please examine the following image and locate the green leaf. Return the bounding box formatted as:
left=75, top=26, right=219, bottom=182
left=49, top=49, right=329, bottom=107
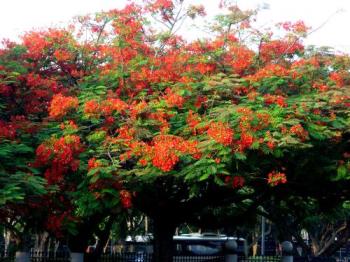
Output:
left=336, top=165, right=348, bottom=180
left=234, top=152, right=247, bottom=160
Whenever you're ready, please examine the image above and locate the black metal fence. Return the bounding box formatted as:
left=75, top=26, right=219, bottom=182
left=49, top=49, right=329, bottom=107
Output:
left=239, top=256, right=281, bottom=262
left=0, top=253, right=345, bottom=262
left=0, top=252, right=226, bottom=262
left=98, top=252, right=153, bottom=262
left=98, top=253, right=225, bottom=262
left=30, top=250, right=70, bottom=262
left=173, top=256, right=225, bottom=262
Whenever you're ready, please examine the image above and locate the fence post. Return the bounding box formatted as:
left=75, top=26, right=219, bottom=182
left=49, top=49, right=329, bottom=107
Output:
left=281, top=241, right=293, bottom=262
left=225, top=239, right=238, bottom=262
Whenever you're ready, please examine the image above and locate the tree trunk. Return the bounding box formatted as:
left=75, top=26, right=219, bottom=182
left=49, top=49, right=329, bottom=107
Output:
left=68, top=230, right=90, bottom=253
left=153, top=218, right=176, bottom=262
left=86, top=217, right=114, bottom=262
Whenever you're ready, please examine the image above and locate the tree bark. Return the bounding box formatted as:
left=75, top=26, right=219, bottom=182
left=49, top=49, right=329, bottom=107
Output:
left=152, top=217, right=176, bottom=262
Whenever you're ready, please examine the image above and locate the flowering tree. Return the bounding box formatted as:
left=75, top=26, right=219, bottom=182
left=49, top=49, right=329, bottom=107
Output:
left=1, top=0, right=350, bottom=261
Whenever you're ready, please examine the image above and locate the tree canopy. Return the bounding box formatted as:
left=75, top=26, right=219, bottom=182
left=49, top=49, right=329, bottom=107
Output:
left=0, top=0, right=349, bottom=261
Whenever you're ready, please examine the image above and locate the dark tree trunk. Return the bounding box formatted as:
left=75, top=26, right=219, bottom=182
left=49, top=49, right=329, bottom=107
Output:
left=68, top=214, right=106, bottom=254
left=152, top=217, right=176, bottom=262
left=68, top=229, right=90, bottom=253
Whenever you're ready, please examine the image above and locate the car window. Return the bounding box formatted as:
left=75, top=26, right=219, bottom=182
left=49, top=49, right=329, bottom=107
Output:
left=186, top=244, right=222, bottom=255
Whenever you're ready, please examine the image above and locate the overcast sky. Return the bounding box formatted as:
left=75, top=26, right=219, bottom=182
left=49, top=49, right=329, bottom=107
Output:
left=0, top=0, right=349, bottom=53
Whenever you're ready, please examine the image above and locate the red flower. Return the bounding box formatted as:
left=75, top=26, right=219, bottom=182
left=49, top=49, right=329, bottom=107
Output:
left=101, top=98, right=128, bottom=116
left=147, top=0, right=174, bottom=12
left=207, top=122, right=234, bottom=146
left=232, top=176, right=245, bottom=188
left=49, top=94, right=79, bottom=119
left=84, top=100, right=100, bottom=118
left=228, top=45, right=254, bottom=74
left=35, top=144, right=53, bottom=166
left=238, top=133, right=254, bottom=151
left=264, top=94, right=287, bottom=107
left=266, top=141, right=275, bottom=150
left=329, top=72, right=344, bottom=87
left=35, top=135, right=83, bottom=184
left=249, top=64, right=289, bottom=82
left=195, top=96, right=207, bottom=108
left=312, top=83, right=328, bottom=92
left=186, top=110, right=202, bottom=134
left=267, top=171, right=287, bottom=186
left=88, top=158, right=101, bottom=171
left=53, top=49, right=72, bottom=62
left=148, top=135, right=200, bottom=172
left=139, top=159, right=148, bottom=166
left=120, top=190, right=132, bottom=209
left=290, top=124, right=308, bottom=140
left=260, top=40, right=304, bottom=63
left=0, top=121, right=16, bottom=139
left=164, top=88, right=185, bottom=108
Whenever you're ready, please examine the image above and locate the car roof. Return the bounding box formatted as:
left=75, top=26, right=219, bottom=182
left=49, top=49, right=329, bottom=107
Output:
left=173, top=233, right=246, bottom=241
left=125, top=233, right=246, bottom=242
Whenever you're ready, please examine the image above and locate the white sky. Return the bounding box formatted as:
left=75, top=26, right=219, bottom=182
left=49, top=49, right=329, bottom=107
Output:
left=0, top=0, right=350, bottom=53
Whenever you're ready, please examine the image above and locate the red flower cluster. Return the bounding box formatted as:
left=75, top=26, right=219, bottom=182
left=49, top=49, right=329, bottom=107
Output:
left=264, top=94, right=287, bottom=107
left=46, top=213, right=65, bottom=237
left=186, top=110, right=201, bottom=134
left=238, top=133, right=254, bottom=151
left=87, top=158, right=102, bottom=171
left=329, top=72, right=344, bottom=87
left=194, top=63, right=216, bottom=74
left=232, top=176, right=245, bottom=188
left=149, top=111, right=171, bottom=133
left=84, top=99, right=100, bottom=118
left=148, top=135, right=200, bottom=172
left=267, top=171, right=287, bottom=186
left=224, top=175, right=245, bottom=189
left=237, top=107, right=254, bottom=132
left=22, top=29, right=75, bottom=61
left=120, top=190, right=132, bottom=209
left=0, top=121, right=16, bottom=139
left=207, top=122, right=234, bottom=146
left=195, top=96, right=208, bottom=108
left=278, top=21, right=309, bottom=34
left=248, top=64, right=289, bottom=82
left=35, top=144, right=53, bottom=165
left=46, top=212, right=73, bottom=238
left=49, top=94, right=79, bottom=119
left=290, top=124, right=308, bottom=140
left=228, top=45, right=254, bottom=74
left=146, top=0, right=174, bottom=12
left=117, top=125, right=136, bottom=142
left=22, top=31, right=50, bottom=60
left=164, top=88, right=185, bottom=108
left=130, top=101, right=148, bottom=119
left=260, top=40, right=304, bottom=63
left=35, top=135, right=83, bottom=184
left=53, top=49, right=72, bottom=62
left=101, top=98, right=128, bottom=115
left=312, top=83, right=328, bottom=92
